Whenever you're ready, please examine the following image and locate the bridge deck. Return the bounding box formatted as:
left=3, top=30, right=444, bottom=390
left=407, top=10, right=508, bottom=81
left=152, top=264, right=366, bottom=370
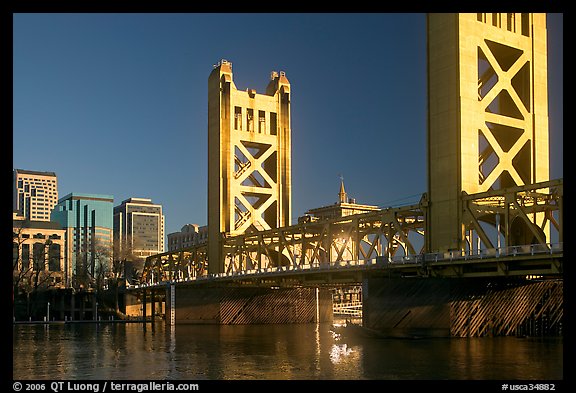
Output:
left=133, top=243, right=562, bottom=291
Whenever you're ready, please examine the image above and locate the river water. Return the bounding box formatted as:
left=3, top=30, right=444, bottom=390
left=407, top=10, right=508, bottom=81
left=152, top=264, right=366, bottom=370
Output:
left=13, top=321, right=563, bottom=381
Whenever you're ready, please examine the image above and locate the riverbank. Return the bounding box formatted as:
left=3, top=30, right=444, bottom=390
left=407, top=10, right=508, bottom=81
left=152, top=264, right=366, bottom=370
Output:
left=13, top=319, right=154, bottom=325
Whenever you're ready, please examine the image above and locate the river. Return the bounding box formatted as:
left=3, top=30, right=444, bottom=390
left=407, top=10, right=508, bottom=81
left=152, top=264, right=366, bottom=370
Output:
left=13, top=321, right=563, bottom=381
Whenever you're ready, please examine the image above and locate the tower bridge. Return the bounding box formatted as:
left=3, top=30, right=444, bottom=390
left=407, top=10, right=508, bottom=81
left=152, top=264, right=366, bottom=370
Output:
left=129, top=13, right=563, bottom=337
left=141, top=178, right=562, bottom=282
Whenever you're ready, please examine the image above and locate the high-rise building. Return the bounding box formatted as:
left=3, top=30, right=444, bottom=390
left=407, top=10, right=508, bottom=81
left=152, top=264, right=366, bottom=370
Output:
left=13, top=169, right=58, bottom=221
left=51, top=193, right=114, bottom=288
left=113, top=198, right=165, bottom=260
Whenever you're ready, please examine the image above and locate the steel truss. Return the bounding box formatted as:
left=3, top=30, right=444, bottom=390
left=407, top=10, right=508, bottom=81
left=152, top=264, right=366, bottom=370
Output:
left=222, top=200, right=426, bottom=273
left=461, top=179, right=563, bottom=252
left=143, top=200, right=426, bottom=283
left=142, top=179, right=562, bottom=284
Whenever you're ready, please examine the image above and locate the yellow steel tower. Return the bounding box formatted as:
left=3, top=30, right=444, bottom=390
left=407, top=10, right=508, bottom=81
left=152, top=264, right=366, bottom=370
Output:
left=208, top=60, right=291, bottom=274
left=427, top=13, right=549, bottom=252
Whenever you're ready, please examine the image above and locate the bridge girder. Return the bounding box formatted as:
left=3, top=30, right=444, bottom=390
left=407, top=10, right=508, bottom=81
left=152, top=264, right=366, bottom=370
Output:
left=142, top=179, right=562, bottom=285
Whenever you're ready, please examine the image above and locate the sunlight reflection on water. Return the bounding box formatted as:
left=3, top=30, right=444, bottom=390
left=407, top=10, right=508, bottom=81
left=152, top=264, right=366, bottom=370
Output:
left=13, top=322, right=562, bottom=380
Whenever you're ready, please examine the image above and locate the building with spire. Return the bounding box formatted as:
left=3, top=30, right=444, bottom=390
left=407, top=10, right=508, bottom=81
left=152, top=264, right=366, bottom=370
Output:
left=299, top=179, right=379, bottom=223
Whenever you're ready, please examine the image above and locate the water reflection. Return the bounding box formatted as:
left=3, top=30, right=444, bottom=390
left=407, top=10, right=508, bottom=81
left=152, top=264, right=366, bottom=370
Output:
left=13, top=322, right=562, bottom=380
left=329, top=343, right=354, bottom=364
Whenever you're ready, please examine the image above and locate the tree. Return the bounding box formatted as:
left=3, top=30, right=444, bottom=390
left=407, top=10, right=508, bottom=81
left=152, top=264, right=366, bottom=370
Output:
left=13, top=222, right=59, bottom=291
left=74, top=247, right=90, bottom=290
left=13, top=222, right=32, bottom=294
left=113, top=233, right=146, bottom=285
left=13, top=222, right=33, bottom=319
left=91, top=238, right=113, bottom=291
left=13, top=225, right=59, bottom=320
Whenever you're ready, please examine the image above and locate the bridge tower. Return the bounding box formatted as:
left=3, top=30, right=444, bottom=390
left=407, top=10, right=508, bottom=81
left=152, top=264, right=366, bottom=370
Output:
left=208, top=60, right=292, bottom=274
left=426, top=13, right=550, bottom=252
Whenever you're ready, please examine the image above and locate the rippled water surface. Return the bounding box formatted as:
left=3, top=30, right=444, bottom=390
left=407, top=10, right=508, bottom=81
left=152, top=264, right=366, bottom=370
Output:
left=13, top=322, right=563, bottom=380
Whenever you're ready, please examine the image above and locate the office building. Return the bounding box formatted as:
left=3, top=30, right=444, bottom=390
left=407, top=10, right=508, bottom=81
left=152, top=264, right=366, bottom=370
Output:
left=13, top=212, right=66, bottom=289
left=13, top=169, right=58, bottom=221
left=113, top=198, right=165, bottom=260
left=51, top=193, right=114, bottom=288
left=167, top=224, right=208, bottom=251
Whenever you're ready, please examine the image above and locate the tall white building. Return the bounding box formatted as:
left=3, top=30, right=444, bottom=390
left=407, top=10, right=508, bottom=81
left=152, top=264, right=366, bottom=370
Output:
left=13, top=169, right=58, bottom=222
left=113, top=198, right=165, bottom=259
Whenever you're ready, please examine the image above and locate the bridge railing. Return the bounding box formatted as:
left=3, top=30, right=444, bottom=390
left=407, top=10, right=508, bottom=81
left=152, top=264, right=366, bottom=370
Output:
left=333, top=301, right=363, bottom=317
left=423, top=242, right=563, bottom=262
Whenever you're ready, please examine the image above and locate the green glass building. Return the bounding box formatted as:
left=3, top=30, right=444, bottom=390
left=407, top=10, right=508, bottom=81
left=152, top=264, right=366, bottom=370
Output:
left=51, top=193, right=114, bottom=288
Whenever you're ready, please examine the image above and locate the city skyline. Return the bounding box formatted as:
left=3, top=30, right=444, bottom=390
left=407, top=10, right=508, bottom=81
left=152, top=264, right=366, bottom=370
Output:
left=13, top=13, right=563, bottom=237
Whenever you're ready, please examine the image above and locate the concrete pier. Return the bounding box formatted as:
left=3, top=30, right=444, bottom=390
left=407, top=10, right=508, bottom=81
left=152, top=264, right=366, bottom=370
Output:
left=166, top=285, right=332, bottom=325
left=362, top=276, right=563, bottom=337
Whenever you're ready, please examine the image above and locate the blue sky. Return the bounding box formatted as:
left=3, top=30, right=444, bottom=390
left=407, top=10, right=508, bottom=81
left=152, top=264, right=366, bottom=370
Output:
left=13, top=13, right=563, bottom=237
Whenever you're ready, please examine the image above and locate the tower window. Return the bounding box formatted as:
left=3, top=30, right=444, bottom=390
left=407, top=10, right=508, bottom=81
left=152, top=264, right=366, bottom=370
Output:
left=259, top=111, right=266, bottom=134
left=492, top=13, right=501, bottom=28
left=247, top=108, right=254, bottom=132
left=270, top=112, right=277, bottom=136
left=234, top=107, right=242, bottom=130
left=506, top=14, right=516, bottom=32
left=521, top=13, right=530, bottom=37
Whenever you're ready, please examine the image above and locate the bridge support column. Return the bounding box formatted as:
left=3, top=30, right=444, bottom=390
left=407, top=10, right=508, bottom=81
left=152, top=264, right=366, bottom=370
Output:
left=170, top=285, right=332, bottom=325
left=363, top=276, right=563, bottom=337
left=363, top=277, right=451, bottom=338
left=166, top=283, right=175, bottom=326
left=151, top=290, right=156, bottom=321
left=142, top=289, right=147, bottom=322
